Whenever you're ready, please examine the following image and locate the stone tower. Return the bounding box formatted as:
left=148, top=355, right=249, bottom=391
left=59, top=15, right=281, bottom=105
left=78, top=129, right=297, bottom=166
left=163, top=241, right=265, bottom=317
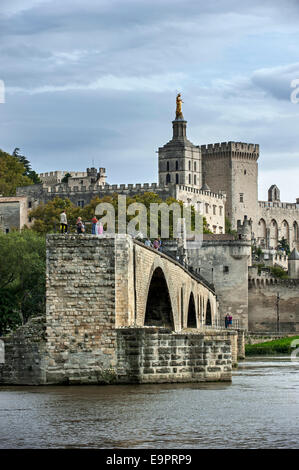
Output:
left=201, top=142, right=259, bottom=229
left=268, top=184, right=280, bottom=202
left=158, top=111, right=202, bottom=189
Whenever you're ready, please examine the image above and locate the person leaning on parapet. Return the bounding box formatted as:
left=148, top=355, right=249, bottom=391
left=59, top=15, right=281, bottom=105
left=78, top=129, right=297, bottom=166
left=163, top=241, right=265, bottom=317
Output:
left=76, top=217, right=85, bottom=234
left=157, top=236, right=162, bottom=252
left=91, top=215, right=98, bottom=234
left=60, top=210, right=68, bottom=234
left=153, top=238, right=160, bottom=250
left=145, top=238, right=152, bottom=247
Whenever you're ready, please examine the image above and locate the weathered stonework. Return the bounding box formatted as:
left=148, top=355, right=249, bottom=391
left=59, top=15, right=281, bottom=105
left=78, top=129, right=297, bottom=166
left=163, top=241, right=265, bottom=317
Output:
left=0, top=234, right=242, bottom=385
left=248, top=268, right=299, bottom=332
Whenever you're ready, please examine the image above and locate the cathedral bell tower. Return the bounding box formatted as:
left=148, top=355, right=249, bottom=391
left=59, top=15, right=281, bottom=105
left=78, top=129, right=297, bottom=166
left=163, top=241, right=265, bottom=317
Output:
left=158, top=94, right=202, bottom=189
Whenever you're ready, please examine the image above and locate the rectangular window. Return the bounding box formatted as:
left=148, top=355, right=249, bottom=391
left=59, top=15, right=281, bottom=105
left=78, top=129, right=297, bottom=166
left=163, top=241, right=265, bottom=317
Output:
left=213, top=205, right=216, bottom=215
left=240, top=193, right=244, bottom=203
left=219, top=206, right=223, bottom=216
left=77, top=200, right=85, bottom=207
left=205, top=203, right=209, bottom=214
left=223, top=266, right=229, bottom=273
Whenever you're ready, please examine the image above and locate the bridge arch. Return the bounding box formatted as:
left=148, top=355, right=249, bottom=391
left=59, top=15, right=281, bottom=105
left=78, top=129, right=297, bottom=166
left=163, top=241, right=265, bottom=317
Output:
left=144, top=267, right=174, bottom=329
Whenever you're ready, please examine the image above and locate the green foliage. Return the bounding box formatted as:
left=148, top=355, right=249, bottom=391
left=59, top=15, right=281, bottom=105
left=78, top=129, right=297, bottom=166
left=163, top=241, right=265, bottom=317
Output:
left=12, top=148, right=41, bottom=184
left=246, top=336, right=299, bottom=356
left=30, top=193, right=211, bottom=238
left=61, top=172, right=72, bottom=183
left=277, top=237, right=290, bottom=255
left=29, top=197, right=81, bottom=234
left=225, top=217, right=237, bottom=238
left=270, top=265, right=288, bottom=279
left=0, top=149, right=34, bottom=196
left=0, top=230, right=46, bottom=335
left=252, top=245, right=263, bottom=259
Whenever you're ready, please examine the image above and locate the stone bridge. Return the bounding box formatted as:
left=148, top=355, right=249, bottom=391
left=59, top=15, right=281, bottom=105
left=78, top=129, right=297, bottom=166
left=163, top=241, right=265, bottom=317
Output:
left=46, top=234, right=218, bottom=334
left=0, top=235, right=241, bottom=385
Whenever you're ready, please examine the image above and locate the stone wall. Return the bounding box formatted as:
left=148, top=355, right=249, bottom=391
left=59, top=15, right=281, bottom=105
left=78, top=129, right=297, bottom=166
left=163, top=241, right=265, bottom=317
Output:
left=0, top=235, right=238, bottom=385
left=45, top=235, right=118, bottom=384
left=188, top=240, right=251, bottom=329
left=248, top=278, right=299, bottom=332
left=117, top=327, right=236, bottom=383
left=0, top=316, right=47, bottom=385
left=0, top=196, right=29, bottom=233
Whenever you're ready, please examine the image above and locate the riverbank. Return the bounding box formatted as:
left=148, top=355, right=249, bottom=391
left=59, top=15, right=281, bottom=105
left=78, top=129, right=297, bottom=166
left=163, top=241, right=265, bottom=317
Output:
left=245, top=335, right=299, bottom=355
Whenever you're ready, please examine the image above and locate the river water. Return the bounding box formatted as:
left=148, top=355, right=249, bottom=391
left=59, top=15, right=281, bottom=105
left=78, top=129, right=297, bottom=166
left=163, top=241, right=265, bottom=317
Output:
left=0, top=357, right=298, bottom=449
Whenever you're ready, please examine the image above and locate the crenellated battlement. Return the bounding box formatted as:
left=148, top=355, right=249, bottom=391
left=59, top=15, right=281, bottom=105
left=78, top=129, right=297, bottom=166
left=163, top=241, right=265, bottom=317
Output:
left=177, top=184, right=226, bottom=200
left=46, top=182, right=169, bottom=194
left=258, top=201, right=299, bottom=210
left=201, top=141, right=259, bottom=158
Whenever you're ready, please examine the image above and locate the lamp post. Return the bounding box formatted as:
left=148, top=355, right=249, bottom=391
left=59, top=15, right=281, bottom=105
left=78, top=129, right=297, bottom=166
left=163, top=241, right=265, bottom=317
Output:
left=276, top=292, right=280, bottom=333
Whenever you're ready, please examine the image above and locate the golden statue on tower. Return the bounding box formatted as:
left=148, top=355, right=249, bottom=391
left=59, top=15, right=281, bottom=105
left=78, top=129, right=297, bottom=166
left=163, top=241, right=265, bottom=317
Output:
left=176, top=93, right=184, bottom=119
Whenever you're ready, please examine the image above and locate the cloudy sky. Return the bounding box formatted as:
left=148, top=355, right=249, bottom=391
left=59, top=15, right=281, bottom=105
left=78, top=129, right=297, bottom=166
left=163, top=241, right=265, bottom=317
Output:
left=0, top=0, right=299, bottom=201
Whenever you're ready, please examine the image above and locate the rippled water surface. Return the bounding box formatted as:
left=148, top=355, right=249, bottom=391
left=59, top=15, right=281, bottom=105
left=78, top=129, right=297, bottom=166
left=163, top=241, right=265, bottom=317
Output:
left=0, top=357, right=298, bottom=449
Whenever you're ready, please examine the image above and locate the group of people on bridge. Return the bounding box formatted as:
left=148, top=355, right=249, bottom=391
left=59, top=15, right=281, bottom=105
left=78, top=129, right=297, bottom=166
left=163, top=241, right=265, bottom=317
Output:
left=59, top=211, right=103, bottom=235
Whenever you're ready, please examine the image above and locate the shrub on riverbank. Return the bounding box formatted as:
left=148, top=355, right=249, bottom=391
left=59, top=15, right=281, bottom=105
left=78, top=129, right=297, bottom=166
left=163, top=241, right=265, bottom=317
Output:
left=245, top=336, right=299, bottom=355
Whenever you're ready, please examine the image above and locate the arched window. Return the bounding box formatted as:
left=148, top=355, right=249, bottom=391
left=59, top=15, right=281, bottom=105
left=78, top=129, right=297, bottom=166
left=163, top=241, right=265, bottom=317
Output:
left=281, top=220, right=289, bottom=243
left=194, top=161, right=196, bottom=171
left=188, top=174, right=191, bottom=184
left=188, top=161, right=191, bottom=171
left=194, top=175, right=196, bottom=185
left=175, top=161, right=179, bottom=171
left=176, top=173, right=179, bottom=184
left=166, top=173, right=171, bottom=184
left=166, top=161, right=169, bottom=172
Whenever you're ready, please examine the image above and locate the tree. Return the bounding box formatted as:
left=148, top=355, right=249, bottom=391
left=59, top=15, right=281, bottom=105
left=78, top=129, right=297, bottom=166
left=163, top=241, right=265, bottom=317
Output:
left=61, top=172, right=72, bottom=183
left=0, top=230, right=46, bottom=335
left=29, top=197, right=81, bottom=234
left=0, top=149, right=33, bottom=196
left=29, top=192, right=211, bottom=237
left=277, top=237, right=290, bottom=255
left=12, top=148, right=41, bottom=184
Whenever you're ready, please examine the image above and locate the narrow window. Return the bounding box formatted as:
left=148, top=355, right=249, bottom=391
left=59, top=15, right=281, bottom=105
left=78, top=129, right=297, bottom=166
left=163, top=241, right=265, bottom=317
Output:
left=167, top=161, right=169, bottom=172
left=176, top=173, right=179, bottom=184
left=166, top=173, right=171, bottom=184
left=175, top=161, right=179, bottom=170
left=240, top=193, right=244, bottom=203
left=194, top=175, right=196, bottom=185
left=188, top=174, right=191, bottom=184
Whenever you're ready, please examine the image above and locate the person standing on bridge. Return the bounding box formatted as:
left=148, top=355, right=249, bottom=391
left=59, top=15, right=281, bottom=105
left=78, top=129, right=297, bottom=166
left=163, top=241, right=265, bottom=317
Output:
left=228, top=314, right=233, bottom=328
left=225, top=313, right=230, bottom=329
left=60, top=210, right=68, bottom=234
left=153, top=238, right=160, bottom=250
left=91, top=216, right=98, bottom=235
